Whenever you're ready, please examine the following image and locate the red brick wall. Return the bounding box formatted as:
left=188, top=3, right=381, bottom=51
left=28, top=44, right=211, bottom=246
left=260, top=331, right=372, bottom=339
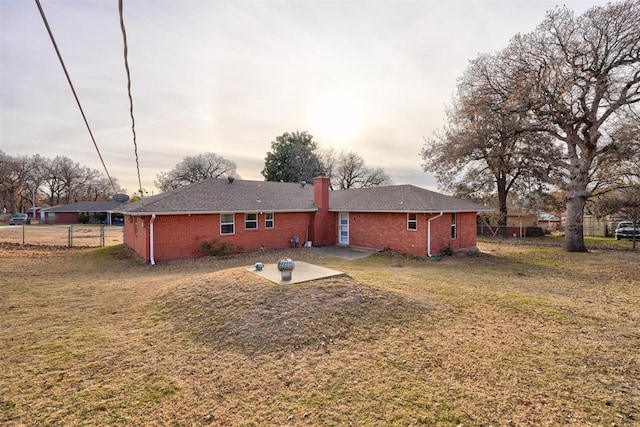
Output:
left=310, top=209, right=337, bottom=247
left=459, top=212, right=479, bottom=249
left=344, top=212, right=426, bottom=256
left=123, top=210, right=479, bottom=262
left=425, top=212, right=478, bottom=255
left=345, top=211, right=478, bottom=257
left=52, top=212, right=79, bottom=224
left=123, top=215, right=149, bottom=261
left=131, top=212, right=315, bottom=262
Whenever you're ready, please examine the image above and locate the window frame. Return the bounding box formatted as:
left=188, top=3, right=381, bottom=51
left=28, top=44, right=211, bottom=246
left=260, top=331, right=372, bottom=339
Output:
left=245, top=213, right=258, bottom=230
left=264, top=212, right=274, bottom=229
left=451, top=212, right=457, bottom=239
left=220, top=213, right=235, bottom=235
left=407, top=213, right=418, bottom=231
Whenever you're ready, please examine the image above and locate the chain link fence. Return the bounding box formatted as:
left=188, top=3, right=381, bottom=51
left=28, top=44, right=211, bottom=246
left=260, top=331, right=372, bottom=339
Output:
left=477, top=225, right=547, bottom=238
left=478, top=222, right=613, bottom=238
left=0, top=225, right=123, bottom=247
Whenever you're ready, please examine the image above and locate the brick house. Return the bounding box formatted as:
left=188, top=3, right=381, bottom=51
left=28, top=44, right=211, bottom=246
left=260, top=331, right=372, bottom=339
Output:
left=120, top=176, right=489, bottom=264
left=42, top=201, right=124, bottom=224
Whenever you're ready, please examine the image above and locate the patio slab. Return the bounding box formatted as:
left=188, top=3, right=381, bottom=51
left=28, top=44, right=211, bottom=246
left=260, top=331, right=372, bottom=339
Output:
left=310, top=245, right=376, bottom=260
left=246, top=261, right=344, bottom=285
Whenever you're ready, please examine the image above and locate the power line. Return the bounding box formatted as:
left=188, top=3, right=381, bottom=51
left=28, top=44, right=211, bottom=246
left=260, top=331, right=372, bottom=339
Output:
left=118, top=0, right=144, bottom=198
left=34, top=0, right=118, bottom=194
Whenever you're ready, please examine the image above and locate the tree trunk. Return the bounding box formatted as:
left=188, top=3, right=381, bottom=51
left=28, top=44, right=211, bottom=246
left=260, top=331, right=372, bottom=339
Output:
left=7, top=187, right=16, bottom=214
left=564, top=188, right=588, bottom=252
left=562, top=129, right=595, bottom=253
left=497, top=175, right=508, bottom=237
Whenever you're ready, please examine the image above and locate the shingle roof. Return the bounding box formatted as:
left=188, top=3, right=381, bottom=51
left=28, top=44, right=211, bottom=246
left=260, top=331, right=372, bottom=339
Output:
left=118, top=178, right=490, bottom=215
left=43, top=201, right=123, bottom=213
left=329, top=185, right=491, bottom=213
left=121, top=178, right=316, bottom=214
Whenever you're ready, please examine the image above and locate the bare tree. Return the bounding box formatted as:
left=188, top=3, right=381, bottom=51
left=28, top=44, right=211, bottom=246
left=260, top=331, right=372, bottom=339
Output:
left=156, top=152, right=238, bottom=192
left=17, top=155, right=47, bottom=216
left=321, top=148, right=392, bottom=190
left=41, top=156, right=91, bottom=205
left=74, top=170, right=123, bottom=201
left=58, top=157, right=87, bottom=204
left=604, top=111, right=640, bottom=183
left=0, top=151, right=31, bottom=213
left=474, top=1, right=640, bottom=252
left=41, top=156, right=67, bottom=206
left=421, top=56, right=560, bottom=232
left=1, top=152, right=125, bottom=209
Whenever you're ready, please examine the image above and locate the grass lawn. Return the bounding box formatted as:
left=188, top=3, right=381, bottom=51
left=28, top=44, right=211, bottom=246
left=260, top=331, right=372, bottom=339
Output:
left=1, top=238, right=638, bottom=425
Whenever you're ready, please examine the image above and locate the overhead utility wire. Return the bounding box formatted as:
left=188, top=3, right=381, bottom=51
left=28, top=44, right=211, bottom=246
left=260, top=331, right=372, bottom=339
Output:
left=34, top=0, right=117, bottom=194
left=118, top=0, right=144, bottom=198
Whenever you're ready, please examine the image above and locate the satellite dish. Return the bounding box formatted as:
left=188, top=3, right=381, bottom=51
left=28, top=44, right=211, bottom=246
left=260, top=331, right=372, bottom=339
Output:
left=112, top=193, right=130, bottom=203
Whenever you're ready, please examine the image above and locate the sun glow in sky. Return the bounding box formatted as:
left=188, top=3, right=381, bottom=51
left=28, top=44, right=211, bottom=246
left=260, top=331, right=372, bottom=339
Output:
left=310, top=91, right=364, bottom=144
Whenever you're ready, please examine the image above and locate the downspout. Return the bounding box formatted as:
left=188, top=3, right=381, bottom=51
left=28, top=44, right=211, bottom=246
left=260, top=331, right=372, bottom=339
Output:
left=149, top=214, right=156, bottom=266
left=427, top=212, right=444, bottom=257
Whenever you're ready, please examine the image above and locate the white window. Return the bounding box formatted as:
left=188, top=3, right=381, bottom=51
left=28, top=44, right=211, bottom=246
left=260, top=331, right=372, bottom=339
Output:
left=407, top=213, right=417, bottom=231
left=245, top=213, right=258, bottom=230
left=451, top=213, right=457, bottom=239
left=220, top=213, right=235, bottom=235
left=265, top=212, right=274, bottom=229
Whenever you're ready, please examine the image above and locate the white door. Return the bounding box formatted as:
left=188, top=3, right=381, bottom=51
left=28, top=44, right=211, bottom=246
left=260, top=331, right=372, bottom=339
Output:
left=339, top=212, right=349, bottom=245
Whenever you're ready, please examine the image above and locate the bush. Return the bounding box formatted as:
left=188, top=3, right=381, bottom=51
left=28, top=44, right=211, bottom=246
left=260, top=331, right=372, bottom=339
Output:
left=442, top=243, right=454, bottom=256
left=198, top=239, right=239, bottom=257
left=78, top=213, right=90, bottom=224
left=525, top=227, right=545, bottom=237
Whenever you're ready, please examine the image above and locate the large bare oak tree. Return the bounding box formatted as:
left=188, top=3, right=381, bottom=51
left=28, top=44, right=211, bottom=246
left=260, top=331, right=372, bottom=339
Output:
left=421, top=55, right=559, bottom=233
left=475, top=1, right=640, bottom=251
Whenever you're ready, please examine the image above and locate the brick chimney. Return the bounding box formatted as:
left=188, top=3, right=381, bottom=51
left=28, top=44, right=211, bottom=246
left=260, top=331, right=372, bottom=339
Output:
left=311, top=176, right=335, bottom=246
left=313, top=176, right=330, bottom=209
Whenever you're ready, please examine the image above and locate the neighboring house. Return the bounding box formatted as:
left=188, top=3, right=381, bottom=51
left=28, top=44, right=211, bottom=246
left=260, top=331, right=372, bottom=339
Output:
left=42, top=201, right=125, bottom=225
left=119, top=177, right=490, bottom=264
left=538, top=213, right=562, bottom=233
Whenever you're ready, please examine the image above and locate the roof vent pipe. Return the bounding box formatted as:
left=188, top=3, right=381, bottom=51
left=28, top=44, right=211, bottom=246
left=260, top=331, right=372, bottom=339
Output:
left=227, top=176, right=235, bottom=183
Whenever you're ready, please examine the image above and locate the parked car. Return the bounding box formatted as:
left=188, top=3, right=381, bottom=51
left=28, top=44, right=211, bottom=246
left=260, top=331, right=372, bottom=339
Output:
left=9, top=213, right=31, bottom=225
left=614, top=221, right=640, bottom=240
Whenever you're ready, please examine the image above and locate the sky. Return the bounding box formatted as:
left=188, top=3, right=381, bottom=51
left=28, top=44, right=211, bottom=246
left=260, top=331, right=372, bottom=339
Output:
left=1, top=0, right=606, bottom=196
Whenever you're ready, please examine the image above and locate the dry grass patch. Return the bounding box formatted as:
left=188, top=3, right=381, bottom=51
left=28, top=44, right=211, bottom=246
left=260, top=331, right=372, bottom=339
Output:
left=0, top=224, right=123, bottom=247
left=1, top=241, right=639, bottom=425
left=160, top=271, right=430, bottom=355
